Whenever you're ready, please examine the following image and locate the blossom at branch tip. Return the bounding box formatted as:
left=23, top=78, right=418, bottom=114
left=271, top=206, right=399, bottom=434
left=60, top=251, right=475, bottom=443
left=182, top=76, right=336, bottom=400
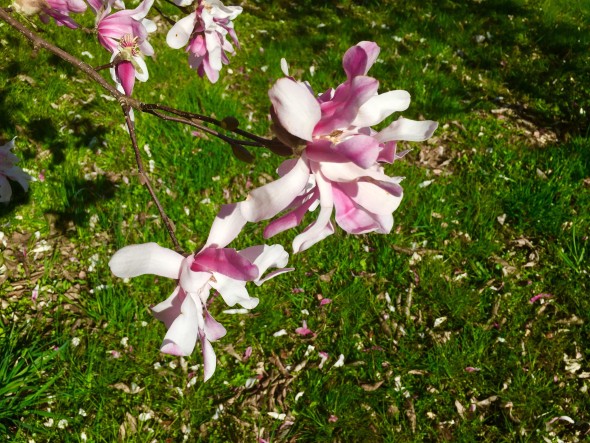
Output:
left=0, top=138, right=32, bottom=203
left=109, top=34, right=149, bottom=96
left=166, top=0, right=242, bottom=83
left=96, top=0, right=156, bottom=56
left=225, top=41, right=438, bottom=252
left=109, top=242, right=291, bottom=381
left=13, top=0, right=87, bottom=29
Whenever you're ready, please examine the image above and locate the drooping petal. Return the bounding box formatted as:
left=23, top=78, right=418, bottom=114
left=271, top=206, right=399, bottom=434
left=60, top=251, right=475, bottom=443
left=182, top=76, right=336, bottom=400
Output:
left=203, top=308, right=227, bottom=341
left=263, top=189, right=318, bottom=238
left=109, top=243, right=183, bottom=279
left=166, top=13, right=196, bottom=49
left=333, top=185, right=393, bottom=234
left=151, top=286, right=185, bottom=329
left=269, top=78, right=321, bottom=141
left=292, top=169, right=334, bottom=253
left=240, top=157, right=311, bottom=222
left=160, top=295, right=199, bottom=356
left=336, top=180, right=403, bottom=215
left=375, top=117, right=438, bottom=143
left=201, top=336, right=216, bottom=381
left=351, top=90, right=411, bottom=127
left=191, top=247, right=258, bottom=281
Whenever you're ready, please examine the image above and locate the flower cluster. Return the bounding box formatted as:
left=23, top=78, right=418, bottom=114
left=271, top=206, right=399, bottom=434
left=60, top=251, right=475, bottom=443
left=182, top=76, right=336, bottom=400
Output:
left=0, top=138, right=32, bottom=203
left=166, top=0, right=242, bottom=83
left=220, top=42, right=438, bottom=252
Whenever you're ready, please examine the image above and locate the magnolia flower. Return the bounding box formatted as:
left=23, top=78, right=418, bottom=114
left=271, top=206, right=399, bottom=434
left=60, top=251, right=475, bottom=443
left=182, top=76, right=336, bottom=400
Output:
left=109, top=34, right=149, bottom=96
left=96, top=0, right=156, bottom=56
left=166, top=0, right=242, bottom=83
left=13, top=0, right=87, bottom=28
left=226, top=42, right=438, bottom=252
left=109, top=242, right=290, bottom=381
left=0, top=138, right=32, bottom=203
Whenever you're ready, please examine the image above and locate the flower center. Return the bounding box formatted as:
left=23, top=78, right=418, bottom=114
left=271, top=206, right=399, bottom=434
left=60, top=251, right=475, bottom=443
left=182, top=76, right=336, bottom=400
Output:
left=119, top=34, right=140, bottom=57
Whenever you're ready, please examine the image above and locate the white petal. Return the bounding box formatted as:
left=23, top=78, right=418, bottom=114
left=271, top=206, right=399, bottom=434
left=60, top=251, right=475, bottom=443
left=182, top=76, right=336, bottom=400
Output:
left=160, top=295, right=199, bottom=356
left=133, top=56, right=149, bottom=82
left=166, top=13, right=196, bottom=49
left=241, top=157, right=310, bottom=222
left=351, top=90, right=411, bottom=127
left=205, top=31, right=222, bottom=70
left=109, top=243, right=183, bottom=279
left=210, top=273, right=258, bottom=309
left=375, top=117, right=438, bottom=143
left=239, top=244, right=289, bottom=279
left=269, top=78, right=321, bottom=141
left=205, top=203, right=247, bottom=249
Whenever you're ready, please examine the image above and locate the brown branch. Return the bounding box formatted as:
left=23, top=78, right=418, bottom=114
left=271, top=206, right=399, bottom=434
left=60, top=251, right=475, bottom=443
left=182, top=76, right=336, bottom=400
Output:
left=122, top=105, right=183, bottom=253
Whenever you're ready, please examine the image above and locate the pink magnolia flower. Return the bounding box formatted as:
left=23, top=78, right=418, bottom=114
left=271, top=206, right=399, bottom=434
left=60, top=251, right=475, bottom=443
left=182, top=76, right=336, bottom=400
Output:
left=96, top=0, right=156, bottom=56
left=0, top=138, right=32, bottom=203
left=13, top=0, right=87, bottom=29
left=109, top=34, right=149, bottom=96
left=222, top=42, right=438, bottom=252
left=166, top=0, right=242, bottom=83
left=109, top=242, right=290, bottom=381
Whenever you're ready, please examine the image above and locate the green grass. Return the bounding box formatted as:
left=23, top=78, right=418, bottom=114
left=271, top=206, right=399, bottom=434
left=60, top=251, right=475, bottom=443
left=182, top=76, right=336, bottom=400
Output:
left=1, top=0, right=590, bottom=441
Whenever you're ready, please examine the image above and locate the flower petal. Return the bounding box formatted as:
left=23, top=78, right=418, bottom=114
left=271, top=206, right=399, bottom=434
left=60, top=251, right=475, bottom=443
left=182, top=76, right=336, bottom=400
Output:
left=333, top=134, right=380, bottom=168
left=166, top=13, right=196, bottom=49
left=241, top=157, right=310, bottom=222
left=210, top=272, right=258, bottom=309
left=151, top=286, right=185, bottom=329
left=205, top=203, right=247, bottom=249
left=375, top=117, right=438, bottom=143
left=343, top=41, right=380, bottom=79
left=238, top=244, right=290, bottom=282
left=269, top=78, right=321, bottom=141
left=201, top=336, right=216, bottom=381
left=109, top=243, right=183, bottom=279
left=351, top=90, right=411, bottom=127
left=192, top=248, right=258, bottom=281
left=160, top=295, right=199, bottom=356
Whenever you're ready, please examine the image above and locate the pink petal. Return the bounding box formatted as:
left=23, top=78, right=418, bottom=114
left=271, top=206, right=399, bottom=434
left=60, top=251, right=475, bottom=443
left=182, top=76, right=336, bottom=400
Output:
left=314, top=76, right=379, bottom=135
left=263, top=189, right=318, bottom=238
left=203, top=309, right=227, bottom=341
left=115, top=61, right=136, bottom=96
left=192, top=247, right=258, bottom=281
left=332, top=185, right=393, bottom=234
left=109, top=243, right=183, bottom=279
left=269, top=78, right=321, bottom=141
left=529, top=293, right=553, bottom=304
left=342, top=41, right=379, bottom=79
left=333, top=135, right=380, bottom=168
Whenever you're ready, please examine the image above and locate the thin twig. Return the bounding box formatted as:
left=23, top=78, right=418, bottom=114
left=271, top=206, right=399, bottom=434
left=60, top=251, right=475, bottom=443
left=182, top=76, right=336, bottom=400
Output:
left=122, top=105, right=183, bottom=253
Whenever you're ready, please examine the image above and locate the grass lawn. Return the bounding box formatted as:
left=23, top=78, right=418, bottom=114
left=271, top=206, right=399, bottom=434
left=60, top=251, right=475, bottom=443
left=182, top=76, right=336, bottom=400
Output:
left=1, top=0, right=589, bottom=441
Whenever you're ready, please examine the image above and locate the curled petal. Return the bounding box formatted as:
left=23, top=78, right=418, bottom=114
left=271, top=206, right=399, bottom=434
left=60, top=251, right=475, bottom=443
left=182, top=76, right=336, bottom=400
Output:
left=342, top=41, right=380, bottom=79
left=205, top=203, right=247, bottom=249
left=238, top=244, right=291, bottom=283
left=109, top=243, right=183, bottom=279
left=210, top=273, right=258, bottom=309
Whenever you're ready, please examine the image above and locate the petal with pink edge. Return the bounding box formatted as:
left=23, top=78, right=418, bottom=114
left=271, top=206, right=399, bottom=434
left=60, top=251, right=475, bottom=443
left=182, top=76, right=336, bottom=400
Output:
left=203, top=309, right=227, bottom=341
left=375, top=117, right=438, bottom=143
left=269, top=78, right=321, bottom=141
left=342, top=41, right=380, bottom=79
left=151, top=286, right=185, bottom=329
left=333, top=186, right=393, bottom=234
left=336, top=180, right=402, bottom=215
left=238, top=244, right=289, bottom=279
left=109, top=243, right=183, bottom=279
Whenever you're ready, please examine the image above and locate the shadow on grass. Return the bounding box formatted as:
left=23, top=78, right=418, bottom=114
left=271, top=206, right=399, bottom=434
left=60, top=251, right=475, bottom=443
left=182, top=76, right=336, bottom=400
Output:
left=44, top=175, right=117, bottom=235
